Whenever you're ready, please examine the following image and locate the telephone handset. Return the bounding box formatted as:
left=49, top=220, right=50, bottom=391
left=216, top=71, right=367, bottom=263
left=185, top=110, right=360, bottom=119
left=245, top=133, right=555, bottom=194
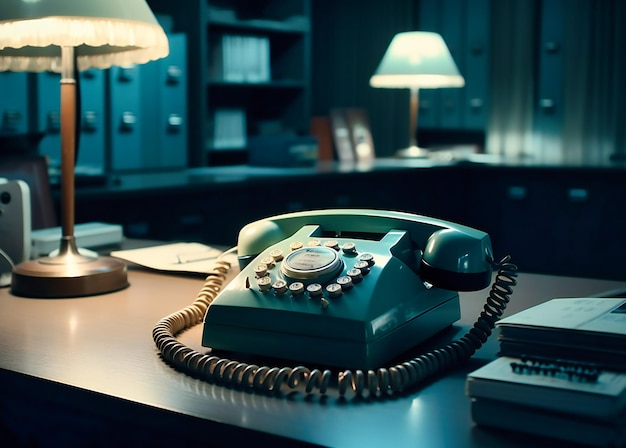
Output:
left=236, top=209, right=494, bottom=291
left=154, top=209, right=517, bottom=397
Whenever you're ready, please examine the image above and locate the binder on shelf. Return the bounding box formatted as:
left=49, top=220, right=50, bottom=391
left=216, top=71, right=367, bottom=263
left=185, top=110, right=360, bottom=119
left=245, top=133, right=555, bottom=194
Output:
left=248, top=36, right=270, bottom=83
left=212, top=108, right=246, bottom=150
left=220, top=34, right=271, bottom=83
left=345, top=108, right=375, bottom=161
left=329, top=109, right=354, bottom=162
left=329, top=108, right=375, bottom=162
left=310, top=116, right=334, bottom=162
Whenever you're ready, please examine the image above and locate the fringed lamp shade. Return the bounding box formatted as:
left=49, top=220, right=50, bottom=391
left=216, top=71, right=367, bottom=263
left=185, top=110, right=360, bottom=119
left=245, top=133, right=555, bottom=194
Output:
left=370, top=32, right=464, bottom=89
left=0, top=0, right=169, bottom=72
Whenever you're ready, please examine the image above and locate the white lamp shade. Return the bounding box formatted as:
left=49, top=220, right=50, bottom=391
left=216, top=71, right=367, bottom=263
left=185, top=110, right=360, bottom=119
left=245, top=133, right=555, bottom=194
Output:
left=370, top=31, right=464, bottom=89
left=0, top=0, right=169, bottom=72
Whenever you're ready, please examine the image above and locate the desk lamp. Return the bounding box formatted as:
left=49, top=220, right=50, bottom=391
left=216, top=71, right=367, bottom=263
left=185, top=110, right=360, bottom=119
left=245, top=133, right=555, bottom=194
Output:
left=370, top=32, right=464, bottom=157
left=0, top=0, right=169, bottom=298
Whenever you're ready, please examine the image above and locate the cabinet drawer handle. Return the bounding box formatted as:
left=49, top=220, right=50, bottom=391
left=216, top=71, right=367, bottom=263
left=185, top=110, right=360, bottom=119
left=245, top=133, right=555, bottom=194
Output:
left=117, top=65, right=136, bottom=82
left=120, top=111, right=136, bottom=132
left=507, top=186, right=526, bottom=200
left=568, top=188, right=588, bottom=202
left=470, top=98, right=484, bottom=109
left=82, top=110, right=98, bottom=132
left=2, top=109, right=23, bottom=132
left=47, top=111, right=61, bottom=133
left=539, top=98, right=555, bottom=110
left=166, top=65, right=183, bottom=85
left=168, top=114, right=184, bottom=132
left=545, top=41, right=561, bottom=53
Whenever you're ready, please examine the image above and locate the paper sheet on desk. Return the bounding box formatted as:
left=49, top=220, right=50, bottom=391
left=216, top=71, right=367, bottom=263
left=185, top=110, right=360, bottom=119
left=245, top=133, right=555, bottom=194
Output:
left=110, top=242, right=228, bottom=275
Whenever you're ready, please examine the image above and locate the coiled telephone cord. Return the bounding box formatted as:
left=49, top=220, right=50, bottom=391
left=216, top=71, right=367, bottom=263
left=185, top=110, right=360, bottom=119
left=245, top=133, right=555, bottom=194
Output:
left=153, top=254, right=517, bottom=398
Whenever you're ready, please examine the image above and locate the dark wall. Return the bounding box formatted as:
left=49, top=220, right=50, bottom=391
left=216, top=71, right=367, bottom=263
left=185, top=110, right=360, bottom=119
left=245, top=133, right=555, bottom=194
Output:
left=311, top=0, right=418, bottom=157
left=311, top=0, right=626, bottom=164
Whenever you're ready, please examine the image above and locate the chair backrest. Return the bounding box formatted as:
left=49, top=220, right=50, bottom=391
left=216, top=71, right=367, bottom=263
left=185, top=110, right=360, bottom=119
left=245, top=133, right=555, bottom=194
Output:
left=0, top=155, right=57, bottom=230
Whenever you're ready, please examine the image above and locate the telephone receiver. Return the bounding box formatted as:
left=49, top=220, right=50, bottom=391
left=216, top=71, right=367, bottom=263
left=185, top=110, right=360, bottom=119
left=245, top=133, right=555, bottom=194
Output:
left=236, top=209, right=494, bottom=291
left=201, top=209, right=498, bottom=371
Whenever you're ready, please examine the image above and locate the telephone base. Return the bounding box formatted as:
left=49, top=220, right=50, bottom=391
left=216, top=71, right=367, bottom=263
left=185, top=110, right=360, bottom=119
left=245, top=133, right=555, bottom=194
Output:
left=202, top=214, right=492, bottom=371
left=203, top=294, right=460, bottom=370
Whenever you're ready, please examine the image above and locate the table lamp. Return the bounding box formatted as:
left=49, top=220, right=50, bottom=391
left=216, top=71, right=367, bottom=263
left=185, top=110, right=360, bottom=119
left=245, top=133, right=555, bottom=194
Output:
left=370, top=31, right=464, bottom=157
left=0, top=0, right=169, bottom=298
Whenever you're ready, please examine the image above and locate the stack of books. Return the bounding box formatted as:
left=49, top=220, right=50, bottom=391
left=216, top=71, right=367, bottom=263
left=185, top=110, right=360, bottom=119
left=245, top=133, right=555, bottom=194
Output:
left=466, top=298, right=626, bottom=447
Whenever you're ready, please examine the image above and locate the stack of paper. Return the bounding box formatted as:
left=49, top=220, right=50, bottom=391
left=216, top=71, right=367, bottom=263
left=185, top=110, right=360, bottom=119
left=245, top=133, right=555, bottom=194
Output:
left=110, top=242, right=225, bottom=275
left=497, top=298, right=626, bottom=371
left=212, top=108, right=247, bottom=150
left=466, top=298, right=626, bottom=446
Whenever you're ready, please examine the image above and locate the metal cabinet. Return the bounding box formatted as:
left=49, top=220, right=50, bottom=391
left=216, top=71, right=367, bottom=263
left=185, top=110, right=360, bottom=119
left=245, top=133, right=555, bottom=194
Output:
left=139, top=33, right=188, bottom=170
left=0, top=72, right=29, bottom=135
left=533, top=0, right=565, bottom=162
left=463, top=167, right=626, bottom=281
left=417, top=0, right=491, bottom=131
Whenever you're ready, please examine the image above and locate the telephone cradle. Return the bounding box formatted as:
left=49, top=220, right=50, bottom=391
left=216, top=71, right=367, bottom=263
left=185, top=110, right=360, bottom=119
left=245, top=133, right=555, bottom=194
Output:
left=154, top=209, right=518, bottom=397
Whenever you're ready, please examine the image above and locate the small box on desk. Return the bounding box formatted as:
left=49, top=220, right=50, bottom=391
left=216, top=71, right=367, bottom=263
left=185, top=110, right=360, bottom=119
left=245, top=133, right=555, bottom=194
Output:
left=248, top=135, right=318, bottom=167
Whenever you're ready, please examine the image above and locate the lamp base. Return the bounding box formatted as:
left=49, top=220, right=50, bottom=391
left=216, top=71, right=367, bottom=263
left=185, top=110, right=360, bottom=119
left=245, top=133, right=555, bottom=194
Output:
left=395, top=145, right=431, bottom=159
left=10, top=236, right=128, bottom=298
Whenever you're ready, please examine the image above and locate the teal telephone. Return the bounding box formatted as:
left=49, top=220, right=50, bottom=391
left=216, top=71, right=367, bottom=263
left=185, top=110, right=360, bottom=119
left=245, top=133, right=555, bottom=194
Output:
left=154, top=209, right=517, bottom=397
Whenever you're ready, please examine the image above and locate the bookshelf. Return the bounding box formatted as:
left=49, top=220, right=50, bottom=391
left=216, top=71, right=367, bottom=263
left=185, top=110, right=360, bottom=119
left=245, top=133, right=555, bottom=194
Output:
left=147, top=0, right=312, bottom=166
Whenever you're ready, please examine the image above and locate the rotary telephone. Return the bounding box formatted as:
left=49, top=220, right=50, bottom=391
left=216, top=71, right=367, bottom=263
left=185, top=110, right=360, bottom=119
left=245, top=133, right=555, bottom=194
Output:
left=153, top=209, right=517, bottom=397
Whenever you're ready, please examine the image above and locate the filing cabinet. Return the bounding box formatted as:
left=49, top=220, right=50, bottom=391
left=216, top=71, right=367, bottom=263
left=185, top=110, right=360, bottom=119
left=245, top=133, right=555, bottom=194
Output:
left=0, top=72, right=29, bottom=135
left=462, top=166, right=626, bottom=280
left=141, top=33, right=188, bottom=169
left=417, top=0, right=491, bottom=131
left=533, top=0, right=565, bottom=161
left=77, top=70, right=107, bottom=170
left=109, top=32, right=188, bottom=172
left=2, top=32, right=187, bottom=175
left=35, top=71, right=61, bottom=164
left=109, top=64, right=144, bottom=171
left=35, top=70, right=106, bottom=168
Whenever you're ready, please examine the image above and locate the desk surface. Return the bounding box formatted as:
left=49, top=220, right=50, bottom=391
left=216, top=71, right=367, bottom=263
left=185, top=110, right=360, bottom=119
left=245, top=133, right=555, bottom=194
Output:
left=1, top=267, right=624, bottom=447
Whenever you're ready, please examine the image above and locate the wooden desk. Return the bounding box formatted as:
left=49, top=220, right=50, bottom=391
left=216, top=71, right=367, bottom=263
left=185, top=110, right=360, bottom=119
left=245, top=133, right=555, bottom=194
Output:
left=0, top=268, right=624, bottom=447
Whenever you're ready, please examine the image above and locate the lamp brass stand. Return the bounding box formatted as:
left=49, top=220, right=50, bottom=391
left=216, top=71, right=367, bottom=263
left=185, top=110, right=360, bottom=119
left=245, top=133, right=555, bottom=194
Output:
left=395, top=87, right=430, bottom=158
left=11, top=47, right=128, bottom=298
